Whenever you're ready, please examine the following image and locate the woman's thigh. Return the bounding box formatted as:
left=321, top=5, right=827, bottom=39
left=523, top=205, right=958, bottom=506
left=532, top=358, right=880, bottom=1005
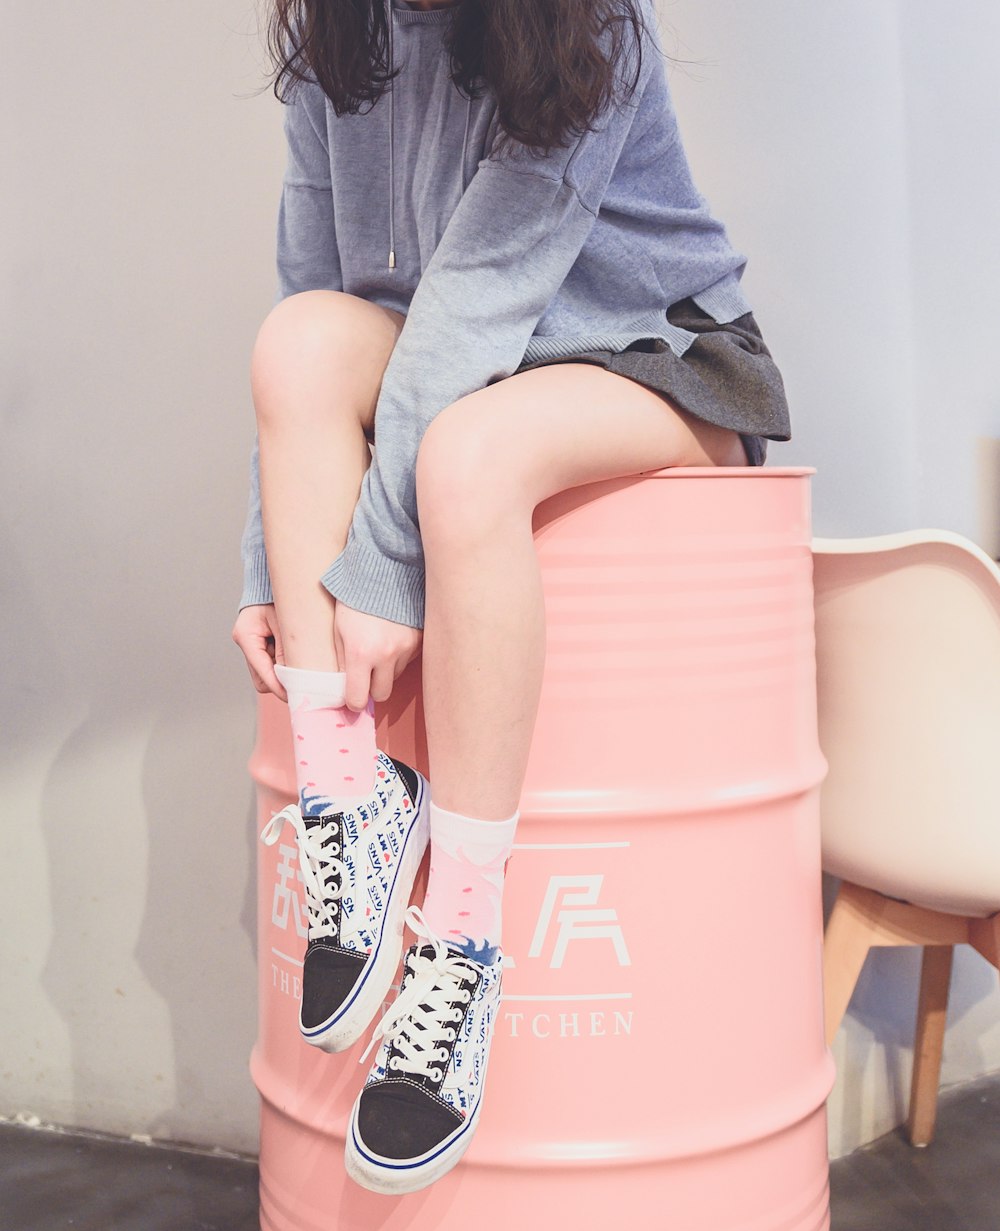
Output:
left=418, top=361, right=749, bottom=516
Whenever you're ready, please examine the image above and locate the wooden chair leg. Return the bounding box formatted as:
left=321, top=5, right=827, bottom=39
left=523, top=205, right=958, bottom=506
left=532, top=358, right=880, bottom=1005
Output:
left=823, top=883, right=877, bottom=1045
left=969, top=912, right=1000, bottom=969
left=906, top=944, right=954, bottom=1147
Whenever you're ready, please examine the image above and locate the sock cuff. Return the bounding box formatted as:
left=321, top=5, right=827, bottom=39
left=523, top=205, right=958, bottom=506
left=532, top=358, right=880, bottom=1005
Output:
left=275, top=665, right=347, bottom=706
left=429, top=801, right=519, bottom=851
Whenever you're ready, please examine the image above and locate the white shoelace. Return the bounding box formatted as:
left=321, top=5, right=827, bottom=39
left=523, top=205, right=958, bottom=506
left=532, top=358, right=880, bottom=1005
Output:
left=360, top=906, right=478, bottom=1083
left=261, top=804, right=366, bottom=948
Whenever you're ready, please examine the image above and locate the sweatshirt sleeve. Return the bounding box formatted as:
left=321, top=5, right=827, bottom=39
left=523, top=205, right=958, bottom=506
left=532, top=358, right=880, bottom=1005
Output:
left=240, top=436, right=274, bottom=609
left=239, top=82, right=342, bottom=610
left=321, top=14, right=658, bottom=628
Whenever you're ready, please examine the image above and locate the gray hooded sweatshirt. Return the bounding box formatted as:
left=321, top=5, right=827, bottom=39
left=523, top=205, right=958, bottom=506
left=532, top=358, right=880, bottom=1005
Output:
left=241, top=0, right=752, bottom=627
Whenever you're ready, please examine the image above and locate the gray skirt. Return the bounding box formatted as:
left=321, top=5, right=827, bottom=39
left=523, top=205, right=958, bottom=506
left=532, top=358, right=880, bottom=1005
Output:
left=514, top=298, right=791, bottom=467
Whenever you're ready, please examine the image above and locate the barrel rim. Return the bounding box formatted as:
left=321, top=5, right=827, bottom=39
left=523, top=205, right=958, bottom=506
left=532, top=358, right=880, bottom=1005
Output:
left=642, top=466, right=816, bottom=479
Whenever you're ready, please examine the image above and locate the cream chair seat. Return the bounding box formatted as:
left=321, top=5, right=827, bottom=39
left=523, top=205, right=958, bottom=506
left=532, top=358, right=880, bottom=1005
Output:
left=813, top=529, right=1000, bottom=1145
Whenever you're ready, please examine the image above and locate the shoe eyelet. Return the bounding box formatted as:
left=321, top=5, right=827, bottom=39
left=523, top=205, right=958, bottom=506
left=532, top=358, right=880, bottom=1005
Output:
left=388, top=1057, right=399, bottom=1070
left=429, top=1068, right=441, bottom=1082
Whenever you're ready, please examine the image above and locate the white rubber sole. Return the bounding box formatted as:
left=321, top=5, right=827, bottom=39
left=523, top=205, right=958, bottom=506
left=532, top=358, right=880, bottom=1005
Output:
left=344, top=1094, right=483, bottom=1195
left=299, top=772, right=429, bottom=1054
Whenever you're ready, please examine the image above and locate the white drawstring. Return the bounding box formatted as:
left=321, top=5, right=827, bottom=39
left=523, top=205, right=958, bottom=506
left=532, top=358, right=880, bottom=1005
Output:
left=388, top=0, right=396, bottom=268
left=462, top=94, right=472, bottom=193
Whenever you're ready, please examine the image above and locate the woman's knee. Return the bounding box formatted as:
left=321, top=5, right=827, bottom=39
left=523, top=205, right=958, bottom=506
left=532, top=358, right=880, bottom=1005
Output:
left=251, top=290, right=403, bottom=430
left=416, top=399, right=526, bottom=541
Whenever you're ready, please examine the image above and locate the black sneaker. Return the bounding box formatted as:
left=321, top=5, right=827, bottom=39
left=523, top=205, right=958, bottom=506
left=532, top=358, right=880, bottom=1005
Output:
left=345, top=906, right=503, bottom=1193
left=261, top=752, right=429, bottom=1052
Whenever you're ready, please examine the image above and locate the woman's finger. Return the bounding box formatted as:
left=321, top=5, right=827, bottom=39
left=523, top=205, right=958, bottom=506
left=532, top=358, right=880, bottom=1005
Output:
left=240, top=639, right=270, bottom=693
left=369, top=660, right=395, bottom=705
left=264, top=640, right=288, bottom=701
left=343, top=651, right=373, bottom=713
left=250, top=650, right=281, bottom=697
left=394, top=634, right=422, bottom=679
left=241, top=631, right=284, bottom=699
left=269, top=614, right=287, bottom=674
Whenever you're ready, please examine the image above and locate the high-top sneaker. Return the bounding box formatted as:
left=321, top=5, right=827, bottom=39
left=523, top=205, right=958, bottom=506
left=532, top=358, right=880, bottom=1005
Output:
left=345, top=906, right=503, bottom=1194
left=260, top=752, right=429, bottom=1052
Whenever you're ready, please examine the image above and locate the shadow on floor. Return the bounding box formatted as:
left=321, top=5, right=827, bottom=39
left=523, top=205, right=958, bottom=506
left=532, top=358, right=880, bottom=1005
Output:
left=2, top=1071, right=999, bottom=1231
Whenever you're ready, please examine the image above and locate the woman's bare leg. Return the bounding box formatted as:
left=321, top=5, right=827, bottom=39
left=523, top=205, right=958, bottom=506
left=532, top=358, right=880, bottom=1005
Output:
left=252, top=290, right=405, bottom=669
left=415, top=362, right=749, bottom=819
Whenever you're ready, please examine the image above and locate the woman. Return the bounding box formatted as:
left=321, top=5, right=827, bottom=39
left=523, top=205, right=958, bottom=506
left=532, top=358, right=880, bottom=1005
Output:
left=236, top=0, right=790, bottom=1195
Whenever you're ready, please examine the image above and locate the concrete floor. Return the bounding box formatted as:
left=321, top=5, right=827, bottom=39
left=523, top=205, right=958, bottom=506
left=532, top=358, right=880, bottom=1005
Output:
left=0, top=1125, right=258, bottom=1231
left=1, top=1072, right=998, bottom=1230
left=828, top=1071, right=1000, bottom=1231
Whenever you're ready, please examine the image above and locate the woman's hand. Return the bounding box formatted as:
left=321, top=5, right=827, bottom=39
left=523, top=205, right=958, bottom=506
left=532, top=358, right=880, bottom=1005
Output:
left=232, top=604, right=287, bottom=701
left=333, top=603, right=423, bottom=712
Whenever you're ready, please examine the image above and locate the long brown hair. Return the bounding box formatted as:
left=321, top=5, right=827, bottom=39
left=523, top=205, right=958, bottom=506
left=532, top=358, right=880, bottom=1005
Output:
left=267, top=0, right=647, bottom=154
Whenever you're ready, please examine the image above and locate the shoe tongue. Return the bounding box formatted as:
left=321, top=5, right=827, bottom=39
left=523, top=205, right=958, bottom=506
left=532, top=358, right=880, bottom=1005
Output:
left=304, top=810, right=342, bottom=831
left=411, top=943, right=472, bottom=973
left=308, top=813, right=348, bottom=851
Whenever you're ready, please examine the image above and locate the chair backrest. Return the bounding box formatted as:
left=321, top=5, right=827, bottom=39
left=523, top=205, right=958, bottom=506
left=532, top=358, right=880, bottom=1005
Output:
left=812, top=530, right=1000, bottom=917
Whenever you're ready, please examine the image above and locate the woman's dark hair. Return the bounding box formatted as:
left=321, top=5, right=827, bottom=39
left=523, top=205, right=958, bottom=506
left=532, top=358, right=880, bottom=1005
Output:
left=267, top=0, right=646, bottom=154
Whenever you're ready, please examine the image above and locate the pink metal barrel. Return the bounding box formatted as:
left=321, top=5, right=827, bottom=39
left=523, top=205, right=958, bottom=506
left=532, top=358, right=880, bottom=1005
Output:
left=250, top=466, right=833, bottom=1231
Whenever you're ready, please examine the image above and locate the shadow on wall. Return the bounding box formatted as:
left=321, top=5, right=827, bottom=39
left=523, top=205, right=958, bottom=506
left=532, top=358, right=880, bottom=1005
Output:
left=38, top=694, right=259, bottom=1151
left=137, top=704, right=260, bottom=1147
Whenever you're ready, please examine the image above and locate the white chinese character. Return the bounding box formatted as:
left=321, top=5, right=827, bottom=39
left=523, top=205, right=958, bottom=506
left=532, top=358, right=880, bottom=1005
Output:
left=271, top=843, right=308, bottom=939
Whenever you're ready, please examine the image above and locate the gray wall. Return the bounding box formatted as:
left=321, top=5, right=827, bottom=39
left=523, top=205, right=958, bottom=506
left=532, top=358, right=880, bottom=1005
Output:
left=2, top=0, right=997, bottom=1158
left=2, top=1, right=283, bottom=1152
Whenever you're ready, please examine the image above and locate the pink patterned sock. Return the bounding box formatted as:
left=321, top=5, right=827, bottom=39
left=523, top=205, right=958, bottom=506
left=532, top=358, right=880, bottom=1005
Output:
left=421, top=801, right=519, bottom=965
left=275, top=665, right=377, bottom=817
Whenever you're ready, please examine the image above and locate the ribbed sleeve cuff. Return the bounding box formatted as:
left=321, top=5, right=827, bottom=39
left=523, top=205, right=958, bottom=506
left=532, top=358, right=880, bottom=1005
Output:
left=240, top=547, right=274, bottom=611
left=321, top=539, right=426, bottom=629
left=692, top=272, right=752, bottom=324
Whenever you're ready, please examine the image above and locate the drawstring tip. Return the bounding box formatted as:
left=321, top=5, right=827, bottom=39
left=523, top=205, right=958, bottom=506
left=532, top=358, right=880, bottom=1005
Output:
left=388, top=249, right=396, bottom=270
